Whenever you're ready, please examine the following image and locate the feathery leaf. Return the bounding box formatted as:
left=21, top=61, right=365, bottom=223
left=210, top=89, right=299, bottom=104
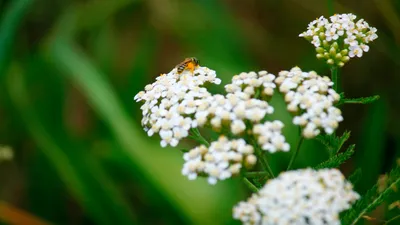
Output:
left=316, top=131, right=351, bottom=156
left=314, top=144, right=355, bottom=169
left=342, top=165, right=400, bottom=225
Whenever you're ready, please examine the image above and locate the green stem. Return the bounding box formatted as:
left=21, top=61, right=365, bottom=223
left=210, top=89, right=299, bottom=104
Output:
left=287, top=136, right=304, bottom=170
left=331, top=66, right=339, bottom=92
left=254, top=88, right=261, bottom=99
left=261, top=151, right=275, bottom=178
left=242, top=177, right=259, bottom=192
left=252, top=141, right=275, bottom=178
left=385, top=215, right=400, bottom=225
left=189, top=128, right=210, bottom=147
left=245, top=171, right=270, bottom=178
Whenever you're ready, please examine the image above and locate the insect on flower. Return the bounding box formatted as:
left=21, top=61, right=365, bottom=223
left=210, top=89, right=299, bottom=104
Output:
left=175, top=57, right=200, bottom=74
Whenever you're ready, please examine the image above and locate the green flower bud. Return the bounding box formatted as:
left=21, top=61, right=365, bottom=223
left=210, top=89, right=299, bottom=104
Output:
left=316, top=54, right=324, bottom=59
left=335, top=53, right=342, bottom=60
left=316, top=47, right=324, bottom=53
left=329, top=47, right=336, bottom=56
left=331, top=42, right=339, bottom=49
left=338, top=62, right=345, bottom=67
left=342, top=56, right=350, bottom=62
left=324, top=52, right=330, bottom=59
left=327, top=59, right=334, bottom=65
left=322, top=40, right=329, bottom=48
left=341, top=49, right=348, bottom=55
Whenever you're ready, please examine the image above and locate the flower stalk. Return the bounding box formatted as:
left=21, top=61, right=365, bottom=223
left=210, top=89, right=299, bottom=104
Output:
left=189, top=128, right=210, bottom=147
left=331, top=66, right=339, bottom=92
left=242, top=177, right=259, bottom=193
left=287, top=136, right=304, bottom=170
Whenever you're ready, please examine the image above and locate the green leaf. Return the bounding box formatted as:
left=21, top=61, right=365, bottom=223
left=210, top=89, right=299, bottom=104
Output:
left=316, top=131, right=351, bottom=156
left=348, top=168, right=362, bottom=186
left=180, top=149, right=190, bottom=153
left=314, top=144, right=355, bottom=169
left=337, top=95, right=380, bottom=106
left=0, top=0, right=34, bottom=76
left=342, top=165, right=400, bottom=225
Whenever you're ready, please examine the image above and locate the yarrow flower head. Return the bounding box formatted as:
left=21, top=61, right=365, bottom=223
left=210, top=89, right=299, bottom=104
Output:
left=134, top=66, right=221, bottom=147
left=233, top=168, right=360, bottom=225
left=299, top=13, right=378, bottom=67
left=275, top=67, right=342, bottom=138
left=194, top=93, right=274, bottom=134
left=182, top=136, right=257, bottom=185
left=253, top=120, right=290, bottom=153
left=225, top=71, right=277, bottom=99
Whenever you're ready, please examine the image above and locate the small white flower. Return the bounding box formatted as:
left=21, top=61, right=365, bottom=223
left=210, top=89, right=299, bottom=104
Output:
left=349, top=45, right=363, bottom=57
left=233, top=168, right=360, bottom=225
left=231, top=120, right=246, bottom=135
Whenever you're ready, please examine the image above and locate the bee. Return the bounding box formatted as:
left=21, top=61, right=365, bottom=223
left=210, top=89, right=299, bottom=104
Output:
left=175, top=57, right=200, bottom=74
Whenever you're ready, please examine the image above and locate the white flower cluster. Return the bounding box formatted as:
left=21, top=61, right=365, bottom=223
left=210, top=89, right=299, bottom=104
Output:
left=225, top=71, right=277, bottom=98
left=134, top=67, right=221, bottom=147
left=233, top=168, right=360, bottom=225
left=195, top=93, right=274, bottom=134
left=299, top=13, right=378, bottom=67
left=275, top=67, right=342, bottom=138
left=182, top=136, right=257, bottom=185
left=253, top=121, right=290, bottom=153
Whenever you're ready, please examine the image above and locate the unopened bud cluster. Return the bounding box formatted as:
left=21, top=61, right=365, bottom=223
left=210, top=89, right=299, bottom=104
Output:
left=299, top=13, right=378, bottom=67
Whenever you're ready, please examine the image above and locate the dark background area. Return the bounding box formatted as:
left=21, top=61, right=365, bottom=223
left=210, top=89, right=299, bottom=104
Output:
left=0, top=0, right=399, bottom=224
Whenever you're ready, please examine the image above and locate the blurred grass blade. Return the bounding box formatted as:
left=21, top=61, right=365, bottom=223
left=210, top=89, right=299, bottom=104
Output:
left=355, top=98, right=388, bottom=193
left=47, top=39, right=236, bottom=225
left=7, top=64, right=137, bottom=225
left=0, top=0, right=34, bottom=75
left=44, top=16, right=238, bottom=225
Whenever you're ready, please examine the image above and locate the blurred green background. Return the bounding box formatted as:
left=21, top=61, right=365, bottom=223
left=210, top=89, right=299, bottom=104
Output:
left=0, top=0, right=399, bottom=224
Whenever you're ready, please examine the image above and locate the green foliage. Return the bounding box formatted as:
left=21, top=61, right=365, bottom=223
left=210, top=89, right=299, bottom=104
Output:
left=189, top=128, right=210, bottom=147
left=0, top=0, right=33, bottom=75
left=337, top=95, right=380, bottom=106
left=348, top=168, right=362, bottom=186
left=0, top=0, right=398, bottom=224
left=314, top=144, right=355, bottom=169
left=316, top=131, right=351, bottom=156
left=355, top=99, right=388, bottom=193
left=342, top=165, right=400, bottom=225
left=7, top=67, right=137, bottom=225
